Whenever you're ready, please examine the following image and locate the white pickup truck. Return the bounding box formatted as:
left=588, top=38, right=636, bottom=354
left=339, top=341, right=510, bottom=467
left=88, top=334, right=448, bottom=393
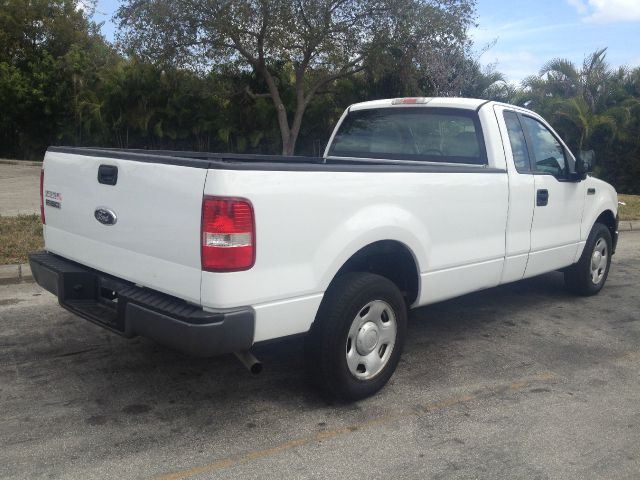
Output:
left=31, top=97, right=619, bottom=400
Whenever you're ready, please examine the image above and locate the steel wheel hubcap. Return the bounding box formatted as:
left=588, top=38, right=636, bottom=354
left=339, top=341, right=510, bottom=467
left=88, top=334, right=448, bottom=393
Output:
left=346, top=300, right=397, bottom=380
left=590, top=237, right=608, bottom=285
left=356, top=322, right=380, bottom=355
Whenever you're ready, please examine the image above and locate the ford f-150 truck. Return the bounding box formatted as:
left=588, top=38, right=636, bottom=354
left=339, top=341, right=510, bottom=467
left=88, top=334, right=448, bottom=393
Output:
left=30, top=97, right=619, bottom=400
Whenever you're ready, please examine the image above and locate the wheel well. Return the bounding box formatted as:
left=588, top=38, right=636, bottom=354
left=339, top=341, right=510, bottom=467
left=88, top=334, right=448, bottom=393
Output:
left=334, top=240, right=420, bottom=304
left=595, top=210, right=616, bottom=241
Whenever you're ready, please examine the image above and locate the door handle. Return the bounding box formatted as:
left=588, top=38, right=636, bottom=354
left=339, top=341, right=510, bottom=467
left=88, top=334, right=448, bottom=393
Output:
left=536, top=189, right=549, bottom=206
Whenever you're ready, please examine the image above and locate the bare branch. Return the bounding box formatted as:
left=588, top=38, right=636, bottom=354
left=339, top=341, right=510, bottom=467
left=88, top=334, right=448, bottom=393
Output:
left=244, top=86, right=271, bottom=99
left=305, top=62, right=366, bottom=106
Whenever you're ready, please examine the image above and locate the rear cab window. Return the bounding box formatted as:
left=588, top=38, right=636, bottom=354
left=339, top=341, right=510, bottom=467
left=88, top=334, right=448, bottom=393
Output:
left=328, top=108, right=488, bottom=165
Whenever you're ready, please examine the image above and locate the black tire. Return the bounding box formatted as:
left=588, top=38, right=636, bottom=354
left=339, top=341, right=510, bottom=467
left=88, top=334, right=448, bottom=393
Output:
left=564, top=222, right=612, bottom=296
left=305, top=272, right=407, bottom=401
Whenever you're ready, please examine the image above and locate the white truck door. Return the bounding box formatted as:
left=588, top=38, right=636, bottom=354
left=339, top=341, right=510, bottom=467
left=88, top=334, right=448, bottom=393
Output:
left=494, top=107, right=535, bottom=283
left=518, top=114, right=586, bottom=278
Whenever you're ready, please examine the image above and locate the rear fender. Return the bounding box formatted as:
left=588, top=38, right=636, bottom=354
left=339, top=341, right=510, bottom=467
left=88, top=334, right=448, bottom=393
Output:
left=314, top=204, right=428, bottom=298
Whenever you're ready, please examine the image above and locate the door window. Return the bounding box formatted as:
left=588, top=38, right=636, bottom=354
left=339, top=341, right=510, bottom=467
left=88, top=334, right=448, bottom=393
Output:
left=503, top=111, right=531, bottom=173
left=521, top=116, right=567, bottom=178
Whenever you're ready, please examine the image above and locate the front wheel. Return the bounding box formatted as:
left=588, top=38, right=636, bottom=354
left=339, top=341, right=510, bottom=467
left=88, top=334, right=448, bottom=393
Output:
left=305, top=272, right=407, bottom=401
left=564, top=222, right=612, bottom=296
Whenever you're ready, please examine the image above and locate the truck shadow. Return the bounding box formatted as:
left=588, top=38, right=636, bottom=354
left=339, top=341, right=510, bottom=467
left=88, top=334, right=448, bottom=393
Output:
left=20, top=270, right=586, bottom=438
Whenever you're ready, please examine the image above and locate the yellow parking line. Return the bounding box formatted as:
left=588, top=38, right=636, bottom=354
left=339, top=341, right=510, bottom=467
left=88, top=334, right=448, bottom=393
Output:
left=155, top=372, right=556, bottom=480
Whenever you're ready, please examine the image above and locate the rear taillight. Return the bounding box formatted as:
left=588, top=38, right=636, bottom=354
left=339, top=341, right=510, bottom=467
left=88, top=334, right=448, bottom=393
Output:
left=40, top=169, right=45, bottom=224
left=201, top=196, right=255, bottom=271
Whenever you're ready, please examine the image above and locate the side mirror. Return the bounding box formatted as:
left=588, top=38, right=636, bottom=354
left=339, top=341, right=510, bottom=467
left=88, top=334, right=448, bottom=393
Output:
left=576, top=150, right=595, bottom=176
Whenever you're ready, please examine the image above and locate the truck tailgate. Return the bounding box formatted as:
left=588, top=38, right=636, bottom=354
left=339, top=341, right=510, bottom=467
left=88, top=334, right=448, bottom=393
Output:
left=42, top=151, right=207, bottom=304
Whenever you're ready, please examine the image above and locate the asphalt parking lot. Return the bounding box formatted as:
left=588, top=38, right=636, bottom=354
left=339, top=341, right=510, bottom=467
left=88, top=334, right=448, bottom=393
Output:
left=0, top=162, right=40, bottom=216
left=1, top=232, right=639, bottom=480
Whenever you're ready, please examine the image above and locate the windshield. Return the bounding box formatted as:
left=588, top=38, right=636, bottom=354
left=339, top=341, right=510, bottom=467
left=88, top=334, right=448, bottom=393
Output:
left=328, top=107, right=487, bottom=165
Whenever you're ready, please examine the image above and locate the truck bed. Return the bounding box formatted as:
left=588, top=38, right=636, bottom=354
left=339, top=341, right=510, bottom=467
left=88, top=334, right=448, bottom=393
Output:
left=47, top=146, right=504, bottom=173
left=48, top=146, right=325, bottom=168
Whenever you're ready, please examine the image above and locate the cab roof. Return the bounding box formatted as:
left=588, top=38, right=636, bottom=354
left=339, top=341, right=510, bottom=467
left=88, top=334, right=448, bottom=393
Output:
left=349, top=97, right=491, bottom=111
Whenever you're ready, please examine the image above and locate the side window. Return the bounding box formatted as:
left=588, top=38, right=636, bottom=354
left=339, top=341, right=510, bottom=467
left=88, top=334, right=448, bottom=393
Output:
left=503, top=111, right=530, bottom=173
left=521, top=116, right=567, bottom=178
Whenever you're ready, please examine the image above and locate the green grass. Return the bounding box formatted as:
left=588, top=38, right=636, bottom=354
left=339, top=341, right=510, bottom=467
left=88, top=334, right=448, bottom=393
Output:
left=618, top=194, right=640, bottom=222
left=0, top=214, right=44, bottom=265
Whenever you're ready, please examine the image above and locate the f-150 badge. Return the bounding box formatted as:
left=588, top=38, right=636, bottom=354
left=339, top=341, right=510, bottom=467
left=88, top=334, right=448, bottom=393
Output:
left=94, top=207, right=117, bottom=226
left=45, top=190, right=61, bottom=209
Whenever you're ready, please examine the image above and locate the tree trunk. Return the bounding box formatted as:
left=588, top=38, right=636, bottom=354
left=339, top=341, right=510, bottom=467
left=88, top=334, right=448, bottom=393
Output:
left=283, top=105, right=306, bottom=155
left=257, top=64, right=295, bottom=155
left=282, top=136, right=295, bottom=156
left=284, top=71, right=308, bottom=156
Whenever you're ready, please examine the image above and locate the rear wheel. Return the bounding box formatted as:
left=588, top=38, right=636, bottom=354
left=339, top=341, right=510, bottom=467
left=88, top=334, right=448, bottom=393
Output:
left=305, top=272, right=407, bottom=401
left=564, top=222, right=612, bottom=296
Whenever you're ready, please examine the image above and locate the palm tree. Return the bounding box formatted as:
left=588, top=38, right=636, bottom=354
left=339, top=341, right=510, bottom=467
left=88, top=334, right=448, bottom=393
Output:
left=539, top=58, right=581, bottom=98
left=550, top=97, right=616, bottom=150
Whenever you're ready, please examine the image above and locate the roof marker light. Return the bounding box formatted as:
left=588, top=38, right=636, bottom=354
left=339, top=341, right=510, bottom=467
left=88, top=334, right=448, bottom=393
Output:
left=391, top=97, right=429, bottom=105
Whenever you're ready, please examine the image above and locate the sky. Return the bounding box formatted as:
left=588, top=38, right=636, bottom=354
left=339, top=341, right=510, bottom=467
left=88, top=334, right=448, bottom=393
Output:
left=471, top=0, right=640, bottom=83
left=92, top=0, right=640, bottom=85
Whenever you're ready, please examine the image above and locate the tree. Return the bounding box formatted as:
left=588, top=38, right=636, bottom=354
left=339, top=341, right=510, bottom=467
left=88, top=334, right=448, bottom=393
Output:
left=359, top=0, right=476, bottom=97
left=515, top=49, right=640, bottom=193
left=116, top=0, right=476, bottom=154
left=0, top=0, right=113, bottom=158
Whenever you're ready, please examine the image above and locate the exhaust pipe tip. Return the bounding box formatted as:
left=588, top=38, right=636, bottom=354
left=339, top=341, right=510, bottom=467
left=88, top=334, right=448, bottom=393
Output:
left=250, top=362, right=263, bottom=375
left=234, top=351, right=262, bottom=374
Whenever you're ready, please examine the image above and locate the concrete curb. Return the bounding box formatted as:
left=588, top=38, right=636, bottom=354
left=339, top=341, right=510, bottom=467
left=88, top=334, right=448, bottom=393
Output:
left=0, top=264, right=34, bottom=286
left=618, top=220, right=640, bottom=232
left=0, top=159, right=43, bottom=166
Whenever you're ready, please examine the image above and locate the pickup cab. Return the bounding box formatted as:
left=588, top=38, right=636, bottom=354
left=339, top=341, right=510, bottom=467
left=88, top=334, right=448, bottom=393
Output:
left=30, top=97, right=619, bottom=400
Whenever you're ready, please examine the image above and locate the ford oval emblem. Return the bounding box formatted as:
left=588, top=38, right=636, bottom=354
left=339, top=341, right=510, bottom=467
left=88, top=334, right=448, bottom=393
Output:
left=94, top=207, right=117, bottom=226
